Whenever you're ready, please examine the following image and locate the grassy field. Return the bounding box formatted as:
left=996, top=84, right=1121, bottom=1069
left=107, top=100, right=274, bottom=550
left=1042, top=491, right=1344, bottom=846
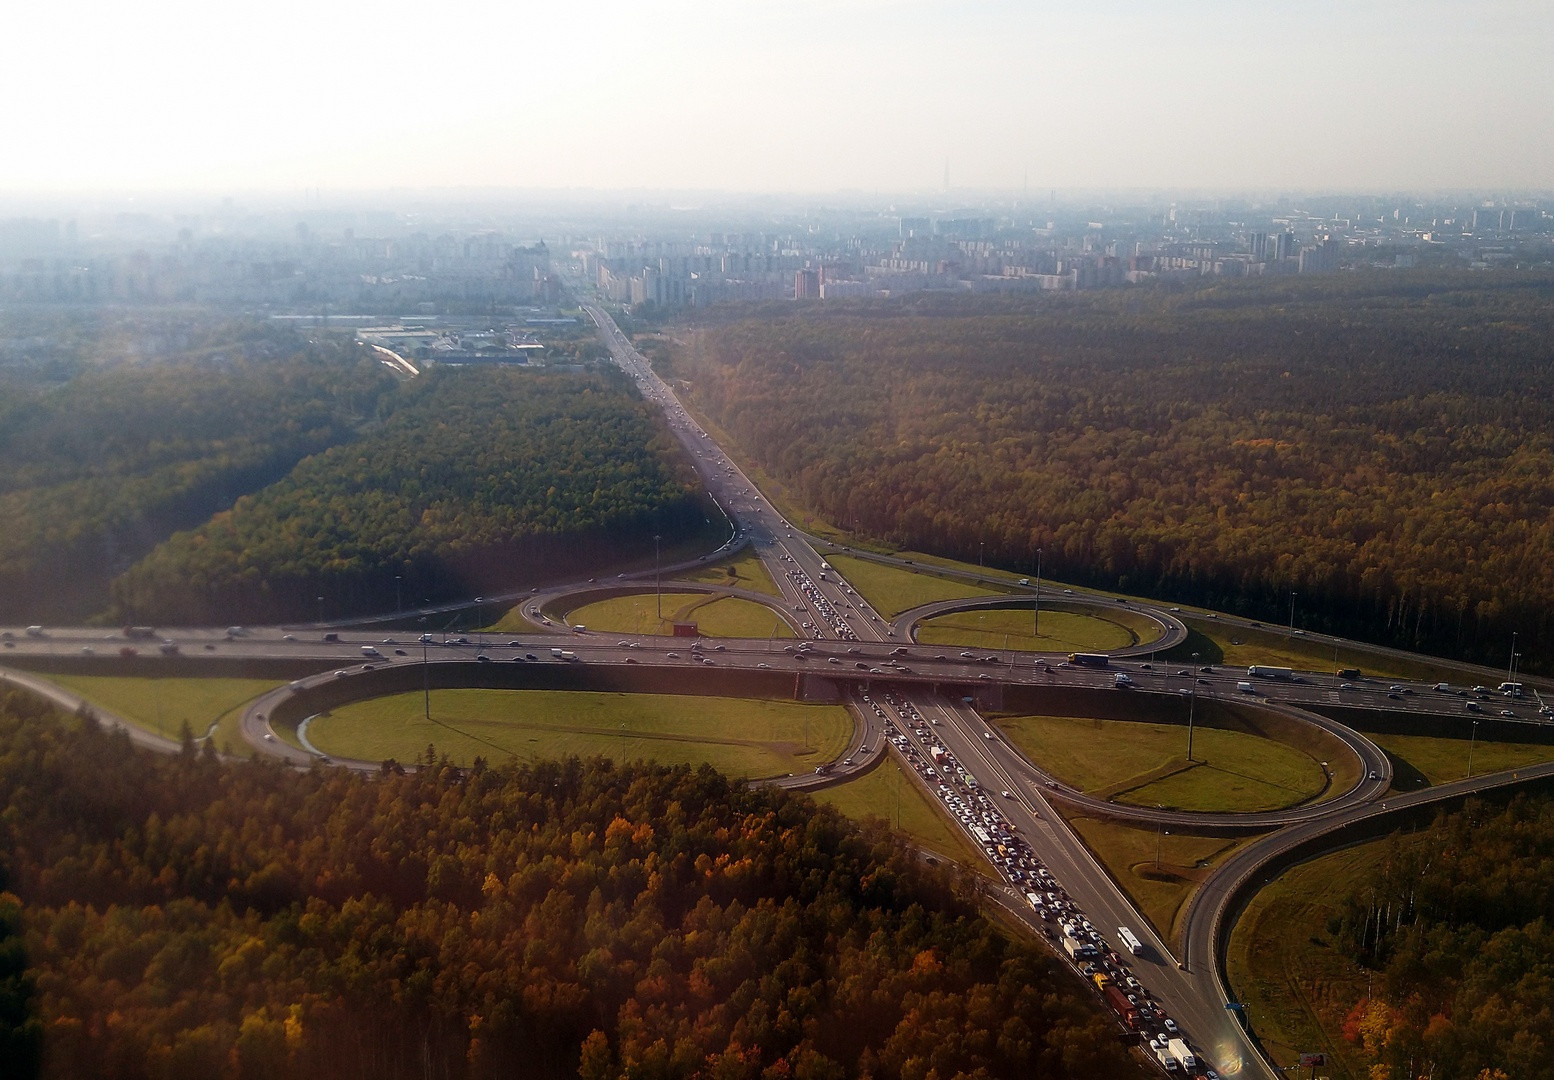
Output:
left=1226, top=845, right=1380, bottom=1080
left=1173, top=620, right=1462, bottom=683
left=674, top=547, right=782, bottom=597
left=812, top=758, right=993, bottom=873
left=828, top=553, right=1005, bottom=618
left=994, top=714, right=1329, bottom=813
left=306, top=689, right=850, bottom=775
left=1066, top=815, right=1258, bottom=948
left=1369, top=731, right=1554, bottom=789
left=562, top=592, right=794, bottom=639
left=916, top=607, right=1136, bottom=653
left=46, top=675, right=284, bottom=751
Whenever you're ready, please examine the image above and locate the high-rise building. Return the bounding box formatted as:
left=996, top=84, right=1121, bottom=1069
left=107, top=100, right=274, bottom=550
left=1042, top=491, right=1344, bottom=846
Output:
left=794, top=269, right=820, bottom=300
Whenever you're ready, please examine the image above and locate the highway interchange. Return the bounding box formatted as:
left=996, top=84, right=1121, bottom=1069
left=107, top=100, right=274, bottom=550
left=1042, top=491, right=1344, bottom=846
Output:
left=3, top=298, right=1553, bottom=1079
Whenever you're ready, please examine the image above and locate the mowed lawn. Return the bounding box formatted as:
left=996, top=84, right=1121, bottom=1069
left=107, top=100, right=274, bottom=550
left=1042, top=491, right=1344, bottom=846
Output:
left=828, top=553, right=1005, bottom=617
left=995, top=714, right=1328, bottom=813
left=306, top=689, right=851, bottom=776
left=916, top=608, right=1135, bottom=653
left=812, top=759, right=992, bottom=873
left=46, top=674, right=284, bottom=749
left=1226, top=845, right=1381, bottom=1080
left=564, top=592, right=793, bottom=638
left=1066, top=815, right=1257, bottom=948
left=675, top=548, right=783, bottom=597
left=1370, top=731, right=1554, bottom=787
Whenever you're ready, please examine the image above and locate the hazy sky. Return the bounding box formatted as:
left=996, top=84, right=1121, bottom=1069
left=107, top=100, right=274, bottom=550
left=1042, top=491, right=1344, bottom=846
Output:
left=4, top=0, right=1550, bottom=195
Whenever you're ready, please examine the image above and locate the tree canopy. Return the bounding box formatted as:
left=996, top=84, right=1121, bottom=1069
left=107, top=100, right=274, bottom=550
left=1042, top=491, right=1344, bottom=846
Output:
left=1330, top=793, right=1554, bottom=1080
left=111, top=367, right=716, bottom=623
left=0, top=321, right=396, bottom=621
left=672, top=272, right=1554, bottom=667
left=0, top=690, right=1137, bottom=1080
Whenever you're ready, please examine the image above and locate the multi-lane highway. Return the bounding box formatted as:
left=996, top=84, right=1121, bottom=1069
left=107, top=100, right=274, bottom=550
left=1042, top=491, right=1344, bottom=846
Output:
left=3, top=295, right=1551, bottom=1080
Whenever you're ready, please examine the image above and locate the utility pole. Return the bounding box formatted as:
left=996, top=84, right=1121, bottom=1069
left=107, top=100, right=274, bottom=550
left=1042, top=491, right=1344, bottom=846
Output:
left=654, top=534, right=663, bottom=621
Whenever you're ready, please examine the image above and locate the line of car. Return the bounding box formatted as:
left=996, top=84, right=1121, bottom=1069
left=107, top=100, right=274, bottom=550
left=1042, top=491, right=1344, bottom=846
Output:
left=864, top=688, right=1216, bottom=1076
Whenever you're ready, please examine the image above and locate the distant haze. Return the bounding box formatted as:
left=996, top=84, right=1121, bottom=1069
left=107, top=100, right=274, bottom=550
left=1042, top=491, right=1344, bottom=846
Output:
left=3, top=0, right=1551, bottom=194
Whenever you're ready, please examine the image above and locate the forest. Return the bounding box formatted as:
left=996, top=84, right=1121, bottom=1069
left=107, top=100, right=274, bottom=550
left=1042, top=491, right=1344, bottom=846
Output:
left=0, top=317, right=398, bottom=621
left=671, top=272, right=1554, bottom=668
left=110, top=368, right=714, bottom=624
left=1329, top=792, right=1554, bottom=1080
left=0, top=690, right=1137, bottom=1080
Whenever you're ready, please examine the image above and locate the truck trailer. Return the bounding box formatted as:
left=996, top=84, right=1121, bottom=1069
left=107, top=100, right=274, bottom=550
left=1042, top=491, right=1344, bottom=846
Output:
left=1167, top=1038, right=1196, bottom=1072
left=1247, top=665, right=1294, bottom=679
left=1102, top=984, right=1141, bottom=1029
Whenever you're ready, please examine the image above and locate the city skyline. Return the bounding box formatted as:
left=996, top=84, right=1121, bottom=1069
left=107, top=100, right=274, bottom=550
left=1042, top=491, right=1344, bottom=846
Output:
left=4, top=0, right=1552, bottom=196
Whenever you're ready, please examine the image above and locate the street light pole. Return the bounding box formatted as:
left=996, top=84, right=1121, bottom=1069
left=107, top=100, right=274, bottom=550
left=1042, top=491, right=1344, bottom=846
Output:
left=420, top=616, right=430, bottom=721
left=654, top=534, right=662, bottom=621
left=1508, top=632, right=1517, bottom=685
left=317, top=595, right=324, bottom=626
left=1467, top=720, right=1478, bottom=778
left=1188, top=652, right=1199, bottom=760
left=395, top=575, right=402, bottom=614
left=1034, top=546, right=1042, bottom=638
left=1289, top=591, right=1297, bottom=636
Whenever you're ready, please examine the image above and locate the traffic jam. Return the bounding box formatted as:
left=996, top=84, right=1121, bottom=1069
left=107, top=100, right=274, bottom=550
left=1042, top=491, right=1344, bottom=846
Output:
left=868, top=688, right=1220, bottom=1078
left=785, top=564, right=859, bottom=642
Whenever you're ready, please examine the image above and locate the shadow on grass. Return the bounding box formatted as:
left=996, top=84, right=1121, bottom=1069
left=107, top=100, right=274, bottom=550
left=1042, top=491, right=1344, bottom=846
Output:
left=1380, top=748, right=1432, bottom=791
left=1159, top=627, right=1225, bottom=665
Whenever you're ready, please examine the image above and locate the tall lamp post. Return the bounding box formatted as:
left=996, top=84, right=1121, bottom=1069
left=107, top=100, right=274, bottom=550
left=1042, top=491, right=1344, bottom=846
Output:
left=1187, top=652, right=1200, bottom=762
left=1034, top=547, right=1043, bottom=638
left=654, top=534, right=662, bottom=621
left=1467, top=719, right=1479, bottom=778
left=419, top=615, right=430, bottom=721
left=1289, top=591, right=1297, bottom=636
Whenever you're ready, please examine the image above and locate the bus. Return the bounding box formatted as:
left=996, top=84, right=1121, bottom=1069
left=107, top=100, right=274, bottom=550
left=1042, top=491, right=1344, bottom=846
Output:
left=1117, top=926, right=1144, bottom=956
left=1068, top=652, right=1110, bottom=667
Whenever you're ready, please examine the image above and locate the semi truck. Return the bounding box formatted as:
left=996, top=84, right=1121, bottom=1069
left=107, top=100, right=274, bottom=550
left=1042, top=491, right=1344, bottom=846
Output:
left=1247, top=665, right=1294, bottom=679
left=1068, top=652, right=1110, bottom=667
left=1102, top=984, right=1141, bottom=1029
left=1167, top=1038, right=1196, bottom=1072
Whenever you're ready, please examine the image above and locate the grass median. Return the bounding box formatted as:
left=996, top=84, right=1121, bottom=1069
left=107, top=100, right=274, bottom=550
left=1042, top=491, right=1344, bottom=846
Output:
left=563, top=592, right=794, bottom=639
left=674, top=547, right=782, bottom=597
left=916, top=607, right=1137, bottom=653
left=45, top=674, right=284, bottom=752
left=994, top=713, right=1329, bottom=813
left=1065, top=815, right=1262, bottom=948
left=812, top=758, right=993, bottom=875
left=827, top=553, right=1005, bottom=618
left=305, top=689, right=850, bottom=775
